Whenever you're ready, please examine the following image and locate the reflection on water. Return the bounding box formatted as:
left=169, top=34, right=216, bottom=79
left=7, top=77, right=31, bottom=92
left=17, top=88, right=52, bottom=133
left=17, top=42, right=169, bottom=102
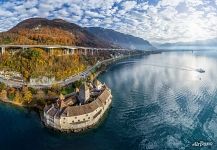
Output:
left=100, top=51, right=217, bottom=149
left=0, top=51, right=217, bottom=150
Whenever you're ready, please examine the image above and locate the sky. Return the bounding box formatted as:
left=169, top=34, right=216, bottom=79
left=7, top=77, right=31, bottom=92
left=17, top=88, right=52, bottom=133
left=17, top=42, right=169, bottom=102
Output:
left=0, top=0, right=217, bottom=43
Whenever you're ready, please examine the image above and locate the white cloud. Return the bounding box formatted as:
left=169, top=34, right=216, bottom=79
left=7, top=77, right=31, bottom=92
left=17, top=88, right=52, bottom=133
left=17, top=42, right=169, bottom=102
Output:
left=0, top=0, right=216, bottom=43
left=85, top=11, right=103, bottom=18
left=121, top=1, right=137, bottom=11
left=160, top=0, right=183, bottom=7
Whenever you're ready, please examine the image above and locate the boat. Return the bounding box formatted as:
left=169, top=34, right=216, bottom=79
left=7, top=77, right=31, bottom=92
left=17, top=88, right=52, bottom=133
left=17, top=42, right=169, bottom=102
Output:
left=196, top=68, right=205, bottom=73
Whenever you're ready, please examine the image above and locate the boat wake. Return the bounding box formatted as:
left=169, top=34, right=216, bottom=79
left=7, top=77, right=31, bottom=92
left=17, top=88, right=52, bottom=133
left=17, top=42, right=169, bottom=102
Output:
left=117, top=61, right=205, bottom=73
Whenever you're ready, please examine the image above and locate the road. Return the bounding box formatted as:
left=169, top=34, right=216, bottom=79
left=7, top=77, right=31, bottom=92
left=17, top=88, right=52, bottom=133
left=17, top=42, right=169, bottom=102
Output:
left=0, top=55, right=126, bottom=89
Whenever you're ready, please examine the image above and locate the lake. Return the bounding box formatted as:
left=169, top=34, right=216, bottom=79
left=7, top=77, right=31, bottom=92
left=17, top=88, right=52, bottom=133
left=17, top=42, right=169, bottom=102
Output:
left=1, top=51, right=217, bottom=150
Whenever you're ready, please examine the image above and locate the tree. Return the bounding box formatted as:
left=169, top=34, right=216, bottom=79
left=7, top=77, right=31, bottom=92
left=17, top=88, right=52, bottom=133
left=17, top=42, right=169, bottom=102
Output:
left=23, top=90, right=32, bottom=104
left=22, top=86, right=32, bottom=104
left=8, top=87, right=15, bottom=94
left=0, top=83, right=6, bottom=91
left=35, top=90, right=45, bottom=100
left=0, top=90, right=7, bottom=101
left=47, top=90, right=58, bottom=98
left=51, top=83, right=61, bottom=94
left=7, top=87, right=16, bottom=101
left=23, top=70, right=30, bottom=80
left=14, top=91, right=22, bottom=103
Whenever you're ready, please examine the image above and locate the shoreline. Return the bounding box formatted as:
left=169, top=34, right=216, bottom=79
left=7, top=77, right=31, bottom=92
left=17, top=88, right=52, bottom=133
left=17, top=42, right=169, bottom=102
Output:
left=0, top=51, right=159, bottom=132
left=0, top=51, right=158, bottom=110
left=0, top=98, right=43, bottom=110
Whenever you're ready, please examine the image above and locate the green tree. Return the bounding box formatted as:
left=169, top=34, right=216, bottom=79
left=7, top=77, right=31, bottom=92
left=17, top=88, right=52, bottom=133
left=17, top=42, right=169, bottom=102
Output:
left=7, top=87, right=15, bottom=101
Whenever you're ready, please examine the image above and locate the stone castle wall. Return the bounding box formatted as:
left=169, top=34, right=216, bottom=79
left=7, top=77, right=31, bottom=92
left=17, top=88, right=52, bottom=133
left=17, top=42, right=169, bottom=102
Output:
left=44, top=91, right=112, bottom=132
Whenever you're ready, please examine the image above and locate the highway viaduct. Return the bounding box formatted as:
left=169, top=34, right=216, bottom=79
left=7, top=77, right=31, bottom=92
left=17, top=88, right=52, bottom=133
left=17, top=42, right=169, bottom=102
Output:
left=0, top=45, right=134, bottom=55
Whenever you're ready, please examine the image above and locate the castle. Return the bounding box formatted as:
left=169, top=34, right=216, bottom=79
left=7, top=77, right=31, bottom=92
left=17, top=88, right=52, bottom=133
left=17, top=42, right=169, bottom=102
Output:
left=43, top=80, right=112, bottom=132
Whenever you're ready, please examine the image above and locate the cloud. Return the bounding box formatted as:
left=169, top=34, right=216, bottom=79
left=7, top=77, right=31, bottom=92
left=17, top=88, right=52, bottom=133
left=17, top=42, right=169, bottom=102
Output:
left=121, top=1, right=137, bottom=11
left=85, top=11, right=103, bottom=18
left=0, top=0, right=217, bottom=43
left=160, top=0, right=183, bottom=7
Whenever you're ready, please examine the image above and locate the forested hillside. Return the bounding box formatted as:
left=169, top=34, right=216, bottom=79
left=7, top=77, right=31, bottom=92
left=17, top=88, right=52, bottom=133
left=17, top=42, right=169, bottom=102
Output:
left=0, top=18, right=112, bottom=48
left=0, top=48, right=88, bottom=81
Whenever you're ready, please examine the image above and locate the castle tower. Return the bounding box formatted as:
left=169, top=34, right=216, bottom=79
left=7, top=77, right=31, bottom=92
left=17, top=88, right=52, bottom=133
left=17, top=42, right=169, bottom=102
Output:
left=78, top=83, right=90, bottom=104
left=94, top=80, right=102, bottom=90
left=58, top=94, right=66, bottom=109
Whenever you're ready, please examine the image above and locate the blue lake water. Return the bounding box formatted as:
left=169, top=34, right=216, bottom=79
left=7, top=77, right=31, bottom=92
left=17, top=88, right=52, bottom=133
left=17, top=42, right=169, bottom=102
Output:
left=1, top=51, right=217, bottom=150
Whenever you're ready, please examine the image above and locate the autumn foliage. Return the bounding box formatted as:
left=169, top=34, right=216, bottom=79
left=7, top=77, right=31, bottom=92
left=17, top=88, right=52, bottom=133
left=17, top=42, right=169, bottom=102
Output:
left=0, top=48, right=87, bottom=81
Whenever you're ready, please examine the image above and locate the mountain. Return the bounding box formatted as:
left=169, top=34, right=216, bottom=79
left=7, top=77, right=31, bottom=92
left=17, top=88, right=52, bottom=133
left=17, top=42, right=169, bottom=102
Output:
left=157, top=38, right=217, bottom=49
left=0, top=18, right=112, bottom=48
left=0, top=18, right=155, bottom=50
left=87, top=27, right=154, bottom=50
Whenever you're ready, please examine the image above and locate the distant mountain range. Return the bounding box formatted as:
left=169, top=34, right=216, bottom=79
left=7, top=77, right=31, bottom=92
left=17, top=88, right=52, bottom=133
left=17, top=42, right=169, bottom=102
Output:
left=157, top=38, right=217, bottom=49
left=86, top=27, right=154, bottom=50
left=0, top=18, right=154, bottom=50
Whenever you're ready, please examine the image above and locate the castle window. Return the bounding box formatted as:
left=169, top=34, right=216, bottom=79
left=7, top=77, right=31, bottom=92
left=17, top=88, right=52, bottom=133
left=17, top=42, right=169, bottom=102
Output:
left=93, top=110, right=102, bottom=119
left=75, top=117, right=77, bottom=119
left=88, top=117, right=90, bottom=119
left=83, top=118, right=85, bottom=121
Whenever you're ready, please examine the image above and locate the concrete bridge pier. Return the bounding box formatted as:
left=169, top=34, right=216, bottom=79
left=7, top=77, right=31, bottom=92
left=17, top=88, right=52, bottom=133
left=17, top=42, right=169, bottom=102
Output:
left=0, top=47, right=5, bottom=55
left=22, top=47, right=29, bottom=52
left=78, top=49, right=81, bottom=55
left=75, top=49, right=78, bottom=54
left=66, top=49, right=74, bottom=55
left=77, top=48, right=82, bottom=55
left=45, top=48, right=53, bottom=55
left=69, top=49, right=74, bottom=55
left=81, top=49, right=85, bottom=55
left=73, top=49, right=77, bottom=54
left=63, top=49, right=67, bottom=55
left=50, top=48, right=54, bottom=55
